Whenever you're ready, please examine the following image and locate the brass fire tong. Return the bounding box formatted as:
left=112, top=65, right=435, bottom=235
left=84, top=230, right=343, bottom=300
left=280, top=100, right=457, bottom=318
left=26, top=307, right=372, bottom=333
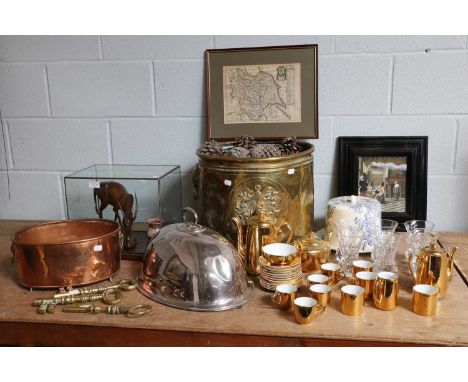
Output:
left=62, top=304, right=152, bottom=318
left=53, top=279, right=138, bottom=298
left=34, top=289, right=122, bottom=314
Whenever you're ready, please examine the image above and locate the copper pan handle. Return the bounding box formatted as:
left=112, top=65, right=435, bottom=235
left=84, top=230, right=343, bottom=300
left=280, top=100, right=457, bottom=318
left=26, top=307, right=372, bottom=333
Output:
left=10, top=242, right=16, bottom=264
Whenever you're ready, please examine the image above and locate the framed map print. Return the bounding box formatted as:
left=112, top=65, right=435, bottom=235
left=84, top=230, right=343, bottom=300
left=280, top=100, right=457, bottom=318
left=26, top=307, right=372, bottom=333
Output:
left=206, top=44, right=318, bottom=140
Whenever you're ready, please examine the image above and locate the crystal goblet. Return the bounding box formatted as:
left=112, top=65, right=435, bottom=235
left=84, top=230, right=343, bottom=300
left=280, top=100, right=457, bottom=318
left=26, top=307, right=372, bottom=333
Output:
left=336, top=227, right=364, bottom=277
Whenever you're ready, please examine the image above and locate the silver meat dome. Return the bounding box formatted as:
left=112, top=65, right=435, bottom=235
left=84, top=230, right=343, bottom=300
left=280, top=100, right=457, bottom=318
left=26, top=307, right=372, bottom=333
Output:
left=138, top=208, right=254, bottom=311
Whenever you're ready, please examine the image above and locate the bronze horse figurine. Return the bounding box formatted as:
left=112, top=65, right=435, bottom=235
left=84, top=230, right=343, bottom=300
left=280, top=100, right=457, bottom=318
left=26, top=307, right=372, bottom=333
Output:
left=93, top=181, right=138, bottom=249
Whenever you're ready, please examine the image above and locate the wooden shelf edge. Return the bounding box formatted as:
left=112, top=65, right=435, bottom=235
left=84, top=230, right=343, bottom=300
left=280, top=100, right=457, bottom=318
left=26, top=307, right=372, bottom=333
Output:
left=0, top=321, right=447, bottom=347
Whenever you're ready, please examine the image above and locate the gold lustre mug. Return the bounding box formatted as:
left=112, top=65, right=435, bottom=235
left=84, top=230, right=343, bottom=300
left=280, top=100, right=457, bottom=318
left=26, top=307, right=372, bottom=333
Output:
left=341, top=285, right=365, bottom=316
left=352, top=260, right=374, bottom=276
left=271, top=284, right=297, bottom=310
left=321, top=263, right=344, bottom=285
left=309, top=284, right=332, bottom=306
left=373, top=271, right=399, bottom=311
left=412, top=284, right=439, bottom=316
left=349, top=271, right=377, bottom=300
left=307, top=273, right=329, bottom=287
left=293, top=297, right=326, bottom=325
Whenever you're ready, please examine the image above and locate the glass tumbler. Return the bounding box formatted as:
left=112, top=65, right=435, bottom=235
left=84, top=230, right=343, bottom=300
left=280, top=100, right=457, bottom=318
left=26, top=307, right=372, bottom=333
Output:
left=371, top=232, right=401, bottom=273
left=336, top=227, right=364, bottom=277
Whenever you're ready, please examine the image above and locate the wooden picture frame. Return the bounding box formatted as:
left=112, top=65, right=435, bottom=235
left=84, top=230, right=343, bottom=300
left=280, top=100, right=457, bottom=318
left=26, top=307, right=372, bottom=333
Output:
left=206, top=44, right=318, bottom=140
left=338, top=136, right=428, bottom=230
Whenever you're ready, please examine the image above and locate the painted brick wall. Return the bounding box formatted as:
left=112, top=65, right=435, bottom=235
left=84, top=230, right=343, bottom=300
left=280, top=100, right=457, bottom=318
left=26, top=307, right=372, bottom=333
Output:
left=0, top=35, right=467, bottom=230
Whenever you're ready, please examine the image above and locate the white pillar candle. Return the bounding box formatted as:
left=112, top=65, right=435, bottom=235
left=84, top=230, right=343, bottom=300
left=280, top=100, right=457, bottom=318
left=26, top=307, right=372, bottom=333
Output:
left=326, top=195, right=381, bottom=252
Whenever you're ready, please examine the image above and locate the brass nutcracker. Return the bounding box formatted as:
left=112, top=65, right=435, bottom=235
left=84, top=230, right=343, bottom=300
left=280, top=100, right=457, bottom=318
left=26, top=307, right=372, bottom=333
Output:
left=63, top=304, right=152, bottom=318
left=34, top=289, right=121, bottom=314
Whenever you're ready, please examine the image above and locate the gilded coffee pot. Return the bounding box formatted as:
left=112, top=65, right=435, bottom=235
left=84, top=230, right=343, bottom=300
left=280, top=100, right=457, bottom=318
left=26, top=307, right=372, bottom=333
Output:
left=232, top=211, right=292, bottom=276
left=408, top=242, right=458, bottom=298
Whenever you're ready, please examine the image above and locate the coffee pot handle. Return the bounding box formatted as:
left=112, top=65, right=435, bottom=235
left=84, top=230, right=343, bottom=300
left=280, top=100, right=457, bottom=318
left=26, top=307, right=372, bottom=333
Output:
left=447, top=246, right=459, bottom=282
left=276, top=222, right=293, bottom=244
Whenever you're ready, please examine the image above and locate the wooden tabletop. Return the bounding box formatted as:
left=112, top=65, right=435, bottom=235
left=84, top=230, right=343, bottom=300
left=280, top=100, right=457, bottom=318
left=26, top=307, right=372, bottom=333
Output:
left=1, top=220, right=468, bottom=346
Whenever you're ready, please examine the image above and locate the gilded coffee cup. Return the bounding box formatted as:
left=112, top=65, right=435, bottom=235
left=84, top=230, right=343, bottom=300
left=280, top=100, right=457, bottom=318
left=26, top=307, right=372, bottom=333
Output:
left=373, top=271, right=399, bottom=311
left=309, top=284, right=332, bottom=306
left=262, top=243, right=298, bottom=266
left=350, top=271, right=377, bottom=300
left=271, top=284, right=297, bottom=310
left=307, top=273, right=329, bottom=287
left=321, top=262, right=344, bottom=285
left=293, top=297, right=326, bottom=325
left=412, top=284, right=439, bottom=316
left=341, top=285, right=365, bottom=316
left=352, top=260, right=374, bottom=276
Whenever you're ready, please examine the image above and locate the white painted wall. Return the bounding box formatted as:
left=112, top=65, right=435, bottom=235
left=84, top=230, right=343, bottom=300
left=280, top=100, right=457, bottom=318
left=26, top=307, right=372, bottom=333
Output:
left=0, top=35, right=467, bottom=231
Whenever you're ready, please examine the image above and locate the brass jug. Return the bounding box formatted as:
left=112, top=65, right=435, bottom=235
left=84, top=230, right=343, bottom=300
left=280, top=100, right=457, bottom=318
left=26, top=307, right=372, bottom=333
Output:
left=408, top=243, right=458, bottom=298
left=232, top=212, right=292, bottom=276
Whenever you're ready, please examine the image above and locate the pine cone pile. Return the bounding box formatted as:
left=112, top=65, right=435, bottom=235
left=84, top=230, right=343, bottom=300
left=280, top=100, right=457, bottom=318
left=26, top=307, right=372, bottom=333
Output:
left=200, top=139, right=224, bottom=156
left=199, top=136, right=304, bottom=158
left=250, top=144, right=282, bottom=158
left=279, top=137, right=302, bottom=155
left=233, top=135, right=257, bottom=149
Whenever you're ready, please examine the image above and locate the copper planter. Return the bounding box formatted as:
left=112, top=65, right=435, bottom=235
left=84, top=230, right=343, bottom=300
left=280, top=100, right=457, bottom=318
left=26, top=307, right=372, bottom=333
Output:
left=11, top=219, right=121, bottom=288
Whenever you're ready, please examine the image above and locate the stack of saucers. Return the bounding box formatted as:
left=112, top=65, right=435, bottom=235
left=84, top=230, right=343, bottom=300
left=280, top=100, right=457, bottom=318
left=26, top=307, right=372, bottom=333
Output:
left=259, top=243, right=302, bottom=291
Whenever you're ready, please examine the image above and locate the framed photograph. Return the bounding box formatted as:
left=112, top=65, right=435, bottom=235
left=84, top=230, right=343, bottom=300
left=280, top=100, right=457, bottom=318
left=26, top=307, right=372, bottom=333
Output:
left=338, top=137, right=428, bottom=230
left=206, top=44, right=318, bottom=140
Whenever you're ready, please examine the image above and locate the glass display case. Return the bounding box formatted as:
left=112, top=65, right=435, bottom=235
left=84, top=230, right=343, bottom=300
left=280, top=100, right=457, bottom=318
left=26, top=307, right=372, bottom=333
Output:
left=64, top=164, right=182, bottom=259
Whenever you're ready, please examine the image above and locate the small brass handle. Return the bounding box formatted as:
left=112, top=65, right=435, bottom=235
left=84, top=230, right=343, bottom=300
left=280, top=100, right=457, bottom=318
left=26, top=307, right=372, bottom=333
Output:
left=313, top=304, right=326, bottom=319
left=128, top=304, right=152, bottom=317
left=271, top=293, right=280, bottom=305
left=10, top=243, right=16, bottom=264
left=102, top=289, right=122, bottom=305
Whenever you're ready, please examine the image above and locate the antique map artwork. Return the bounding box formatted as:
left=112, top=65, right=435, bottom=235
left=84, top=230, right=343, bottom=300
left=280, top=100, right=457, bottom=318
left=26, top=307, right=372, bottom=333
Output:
left=223, top=63, right=301, bottom=124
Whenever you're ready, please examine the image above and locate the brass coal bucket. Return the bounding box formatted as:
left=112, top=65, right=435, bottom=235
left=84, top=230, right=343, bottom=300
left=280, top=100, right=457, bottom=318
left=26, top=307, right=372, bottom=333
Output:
left=193, top=142, right=314, bottom=245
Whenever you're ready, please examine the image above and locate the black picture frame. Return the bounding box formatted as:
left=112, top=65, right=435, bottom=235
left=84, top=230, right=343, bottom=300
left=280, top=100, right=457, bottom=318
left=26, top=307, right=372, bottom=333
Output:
left=338, top=136, right=428, bottom=230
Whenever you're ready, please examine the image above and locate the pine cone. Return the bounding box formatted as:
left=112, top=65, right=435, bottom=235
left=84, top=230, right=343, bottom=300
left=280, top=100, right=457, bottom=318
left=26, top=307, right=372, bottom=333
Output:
left=233, top=135, right=257, bottom=149
left=279, top=137, right=302, bottom=155
left=230, top=146, right=250, bottom=158
left=250, top=144, right=282, bottom=158
left=200, top=139, right=224, bottom=156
